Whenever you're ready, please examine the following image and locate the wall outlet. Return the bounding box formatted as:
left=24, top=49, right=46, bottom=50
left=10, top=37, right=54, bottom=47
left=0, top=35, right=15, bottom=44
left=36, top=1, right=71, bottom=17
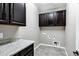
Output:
left=0, top=33, right=3, bottom=38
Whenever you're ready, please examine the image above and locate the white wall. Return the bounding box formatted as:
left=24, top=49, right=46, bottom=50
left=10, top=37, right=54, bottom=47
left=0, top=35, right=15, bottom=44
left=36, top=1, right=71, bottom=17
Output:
left=65, top=3, right=76, bottom=56
left=0, top=25, right=18, bottom=44
left=76, top=4, right=79, bottom=51
left=40, top=27, right=65, bottom=47
left=15, top=3, right=40, bottom=47
left=0, top=25, right=18, bottom=39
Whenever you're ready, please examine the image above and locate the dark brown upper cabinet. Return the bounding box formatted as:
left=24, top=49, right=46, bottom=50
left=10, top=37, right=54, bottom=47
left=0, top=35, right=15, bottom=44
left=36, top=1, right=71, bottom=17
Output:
left=39, top=10, right=66, bottom=27
left=0, top=3, right=9, bottom=24
left=56, top=10, right=66, bottom=26
left=39, top=13, right=48, bottom=26
left=9, top=3, right=26, bottom=26
left=0, top=3, right=26, bottom=26
left=47, top=12, right=57, bottom=26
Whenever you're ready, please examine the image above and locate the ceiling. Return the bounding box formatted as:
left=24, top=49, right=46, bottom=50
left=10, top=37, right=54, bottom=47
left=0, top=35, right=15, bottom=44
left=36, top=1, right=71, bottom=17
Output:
left=34, top=3, right=66, bottom=12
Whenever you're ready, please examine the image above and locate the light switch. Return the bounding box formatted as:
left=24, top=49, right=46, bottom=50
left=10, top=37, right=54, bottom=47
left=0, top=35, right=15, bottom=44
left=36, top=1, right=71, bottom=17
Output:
left=0, top=33, right=3, bottom=38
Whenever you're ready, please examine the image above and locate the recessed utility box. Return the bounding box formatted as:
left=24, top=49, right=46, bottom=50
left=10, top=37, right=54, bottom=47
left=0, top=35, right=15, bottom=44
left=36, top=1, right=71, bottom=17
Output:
left=53, top=41, right=60, bottom=47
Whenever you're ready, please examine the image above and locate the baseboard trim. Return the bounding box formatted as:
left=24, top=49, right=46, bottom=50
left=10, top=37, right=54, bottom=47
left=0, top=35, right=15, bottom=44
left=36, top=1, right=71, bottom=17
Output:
left=40, top=43, right=65, bottom=49
left=34, top=44, right=40, bottom=50
left=34, top=43, right=68, bottom=56
left=64, top=48, right=68, bottom=56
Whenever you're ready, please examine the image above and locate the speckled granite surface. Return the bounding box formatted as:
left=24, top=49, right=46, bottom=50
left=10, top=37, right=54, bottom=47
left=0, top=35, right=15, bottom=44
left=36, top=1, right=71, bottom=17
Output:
left=0, top=39, right=34, bottom=56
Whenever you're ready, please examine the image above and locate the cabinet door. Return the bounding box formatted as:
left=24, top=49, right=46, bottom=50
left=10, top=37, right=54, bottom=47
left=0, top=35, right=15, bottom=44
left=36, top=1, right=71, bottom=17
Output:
left=47, top=12, right=56, bottom=26
left=0, top=3, right=9, bottom=24
left=10, top=3, right=26, bottom=26
left=56, top=10, right=66, bottom=26
left=0, top=4, right=2, bottom=20
left=39, top=14, right=48, bottom=26
left=39, top=13, right=57, bottom=26
left=63, top=10, right=66, bottom=26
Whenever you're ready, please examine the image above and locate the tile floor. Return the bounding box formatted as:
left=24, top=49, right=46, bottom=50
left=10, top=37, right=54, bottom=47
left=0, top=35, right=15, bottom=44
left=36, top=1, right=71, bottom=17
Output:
left=34, top=45, right=66, bottom=56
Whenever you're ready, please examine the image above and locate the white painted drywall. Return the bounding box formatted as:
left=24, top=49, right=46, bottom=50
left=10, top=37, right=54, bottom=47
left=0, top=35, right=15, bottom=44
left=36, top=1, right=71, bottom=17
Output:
left=0, top=25, right=18, bottom=44
left=76, top=4, right=79, bottom=51
left=40, top=27, right=65, bottom=47
left=65, top=3, right=76, bottom=56
left=15, top=3, right=40, bottom=47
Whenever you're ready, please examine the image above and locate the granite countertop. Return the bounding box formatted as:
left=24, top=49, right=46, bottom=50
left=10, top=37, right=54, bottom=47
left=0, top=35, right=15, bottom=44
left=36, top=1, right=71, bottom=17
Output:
left=0, top=39, right=34, bottom=56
